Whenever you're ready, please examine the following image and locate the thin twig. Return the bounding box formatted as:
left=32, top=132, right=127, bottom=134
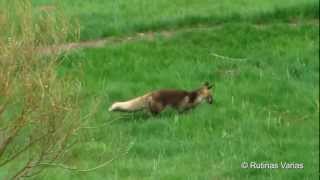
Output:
left=0, top=135, right=46, bottom=167
left=11, top=158, right=34, bottom=180
left=39, top=158, right=115, bottom=172
left=210, top=52, right=247, bottom=62
left=78, top=123, right=111, bottom=129
left=0, top=99, right=10, bottom=117
left=37, top=145, right=132, bottom=172
left=11, top=150, right=46, bottom=180
left=0, top=109, right=27, bottom=157
left=79, top=117, right=120, bottom=130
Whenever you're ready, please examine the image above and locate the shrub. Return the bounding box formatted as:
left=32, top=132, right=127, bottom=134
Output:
left=0, top=0, right=90, bottom=178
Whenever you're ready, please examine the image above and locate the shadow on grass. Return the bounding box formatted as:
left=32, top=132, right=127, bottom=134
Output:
left=111, top=109, right=195, bottom=122
left=110, top=104, right=220, bottom=123
left=114, top=111, right=153, bottom=122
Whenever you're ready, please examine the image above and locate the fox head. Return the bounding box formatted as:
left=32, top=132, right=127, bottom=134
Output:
left=198, top=82, right=214, bottom=104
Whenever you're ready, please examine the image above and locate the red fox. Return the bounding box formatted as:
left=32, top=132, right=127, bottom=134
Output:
left=108, top=82, right=214, bottom=115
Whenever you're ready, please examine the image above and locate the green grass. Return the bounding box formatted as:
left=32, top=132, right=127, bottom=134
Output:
left=37, top=20, right=319, bottom=179
left=0, top=0, right=316, bottom=179
left=31, top=0, right=319, bottom=40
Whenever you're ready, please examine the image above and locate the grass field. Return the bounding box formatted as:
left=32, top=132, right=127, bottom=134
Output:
left=2, top=0, right=319, bottom=179
left=32, top=0, right=318, bottom=40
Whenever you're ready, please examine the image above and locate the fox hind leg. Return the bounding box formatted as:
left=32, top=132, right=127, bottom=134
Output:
left=148, top=100, right=164, bottom=115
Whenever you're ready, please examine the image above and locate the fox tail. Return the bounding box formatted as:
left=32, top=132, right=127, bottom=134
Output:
left=108, top=93, right=151, bottom=112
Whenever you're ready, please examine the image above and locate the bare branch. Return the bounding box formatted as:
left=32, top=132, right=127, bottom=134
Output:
left=0, top=99, right=10, bottom=117
left=12, top=150, right=46, bottom=179
left=11, top=158, right=34, bottom=179
left=0, top=109, right=27, bottom=157
left=0, top=135, right=46, bottom=167
left=78, top=117, right=120, bottom=130
left=37, top=143, right=133, bottom=172
left=0, top=1, right=121, bottom=179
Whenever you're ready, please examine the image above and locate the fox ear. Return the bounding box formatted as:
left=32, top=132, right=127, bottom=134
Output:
left=204, top=82, right=213, bottom=89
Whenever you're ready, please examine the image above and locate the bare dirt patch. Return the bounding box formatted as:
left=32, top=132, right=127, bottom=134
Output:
left=38, top=19, right=319, bottom=55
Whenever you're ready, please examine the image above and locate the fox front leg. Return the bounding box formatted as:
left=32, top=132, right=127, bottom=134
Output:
left=176, top=103, right=197, bottom=114
left=176, top=106, right=191, bottom=114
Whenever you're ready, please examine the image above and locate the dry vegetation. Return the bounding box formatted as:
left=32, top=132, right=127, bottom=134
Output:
left=0, top=0, right=98, bottom=178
